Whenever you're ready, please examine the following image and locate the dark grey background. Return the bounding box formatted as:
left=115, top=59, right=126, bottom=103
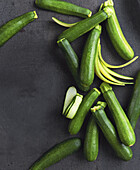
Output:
left=0, top=0, right=140, bottom=169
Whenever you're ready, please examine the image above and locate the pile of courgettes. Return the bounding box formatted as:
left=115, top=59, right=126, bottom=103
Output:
left=0, top=0, right=139, bottom=169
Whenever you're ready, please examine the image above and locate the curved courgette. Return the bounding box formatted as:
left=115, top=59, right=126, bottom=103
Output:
left=58, top=8, right=113, bottom=42
left=68, top=88, right=100, bottom=135
left=30, top=138, right=81, bottom=170
left=35, top=0, right=92, bottom=18
left=84, top=115, right=99, bottom=161
left=0, top=11, right=38, bottom=46
left=127, top=71, right=140, bottom=129
left=91, top=102, right=133, bottom=161
left=80, top=25, right=101, bottom=87
left=100, top=82, right=136, bottom=146
left=103, top=0, right=134, bottom=60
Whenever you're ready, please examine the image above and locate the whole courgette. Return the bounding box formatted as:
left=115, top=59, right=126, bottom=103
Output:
left=0, top=11, right=38, bottom=46
left=68, top=88, right=100, bottom=135
left=84, top=115, right=99, bottom=161
left=100, top=82, right=136, bottom=146
left=91, top=102, right=133, bottom=161
left=80, top=25, right=101, bottom=87
left=103, top=0, right=134, bottom=60
left=35, top=0, right=92, bottom=18
left=30, top=138, right=81, bottom=170
left=127, top=71, right=140, bottom=129
left=58, top=7, right=113, bottom=42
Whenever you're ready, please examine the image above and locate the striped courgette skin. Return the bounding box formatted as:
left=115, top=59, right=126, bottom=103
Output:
left=91, top=104, right=133, bottom=161
left=30, top=138, right=81, bottom=170
left=35, top=0, right=92, bottom=18
left=80, top=25, right=101, bottom=87
left=0, top=11, right=38, bottom=46
left=68, top=88, right=100, bottom=135
left=127, top=71, right=140, bottom=129
left=84, top=115, right=99, bottom=161
left=103, top=0, right=134, bottom=61
left=100, top=82, right=136, bottom=146
left=58, top=9, right=109, bottom=42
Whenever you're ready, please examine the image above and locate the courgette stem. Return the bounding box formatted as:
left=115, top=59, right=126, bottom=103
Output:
left=91, top=101, right=133, bottom=161
left=52, top=17, right=78, bottom=27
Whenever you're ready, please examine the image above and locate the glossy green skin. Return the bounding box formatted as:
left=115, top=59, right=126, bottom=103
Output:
left=84, top=115, right=99, bottom=161
left=80, top=27, right=101, bottom=86
left=0, top=11, right=36, bottom=46
left=127, top=71, right=140, bottom=129
left=58, top=38, right=90, bottom=92
left=58, top=10, right=107, bottom=42
left=35, top=0, right=91, bottom=18
left=93, top=108, right=132, bottom=161
left=106, top=7, right=134, bottom=61
left=30, top=138, right=81, bottom=170
left=58, top=38, right=79, bottom=83
left=100, top=83, right=136, bottom=146
left=68, top=88, right=100, bottom=135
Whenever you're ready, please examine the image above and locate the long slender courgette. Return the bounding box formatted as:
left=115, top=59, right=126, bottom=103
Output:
left=58, top=8, right=113, bottom=42
left=100, top=82, right=136, bottom=146
left=127, top=71, right=140, bottom=129
left=80, top=25, right=101, bottom=87
left=91, top=102, right=133, bottom=161
left=30, top=138, right=81, bottom=170
left=35, top=0, right=92, bottom=18
left=103, top=0, right=134, bottom=60
left=0, top=11, right=38, bottom=46
left=68, top=88, right=100, bottom=135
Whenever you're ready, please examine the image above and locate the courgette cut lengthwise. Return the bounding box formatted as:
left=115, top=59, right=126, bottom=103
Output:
left=80, top=25, right=101, bottom=87
left=0, top=11, right=38, bottom=46
left=91, top=102, right=133, bottom=161
left=103, top=0, right=134, bottom=60
left=127, top=71, right=140, bottom=129
left=35, top=0, right=92, bottom=18
left=100, top=82, right=136, bottom=146
left=58, top=7, right=113, bottom=42
left=30, top=138, right=81, bottom=170
left=68, top=88, right=100, bottom=135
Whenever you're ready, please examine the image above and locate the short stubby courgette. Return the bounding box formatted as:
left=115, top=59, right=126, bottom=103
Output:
left=30, top=138, right=81, bottom=170
left=91, top=101, right=133, bottom=161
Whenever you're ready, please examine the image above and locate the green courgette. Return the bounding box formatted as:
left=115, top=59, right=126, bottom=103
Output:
left=84, top=114, right=99, bottom=161
left=35, top=0, right=92, bottom=18
left=91, top=101, right=133, bottom=161
left=57, top=38, right=90, bottom=92
left=80, top=25, right=101, bottom=87
left=68, top=88, right=100, bottom=135
left=102, top=0, right=134, bottom=60
left=0, top=11, right=38, bottom=46
left=127, top=71, right=140, bottom=129
left=100, top=82, right=136, bottom=146
left=58, top=8, right=113, bottom=42
left=30, top=138, right=81, bottom=170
